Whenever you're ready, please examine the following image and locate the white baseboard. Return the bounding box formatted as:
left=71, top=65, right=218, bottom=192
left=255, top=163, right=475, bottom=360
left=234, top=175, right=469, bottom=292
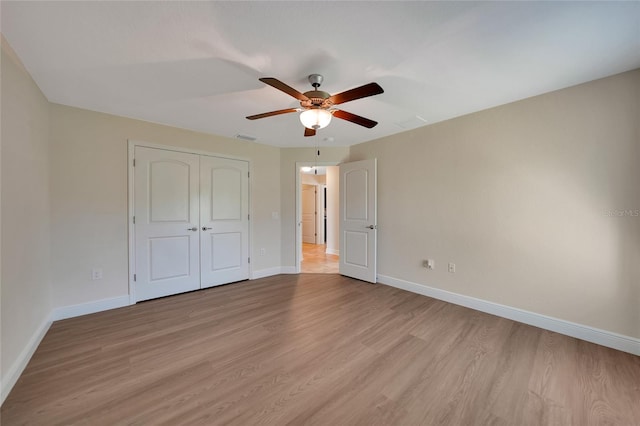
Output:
left=52, top=295, right=131, bottom=321
left=280, top=266, right=298, bottom=274
left=377, top=274, right=640, bottom=356
left=326, top=248, right=339, bottom=256
left=251, top=266, right=312, bottom=276
left=1, top=315, right=51, bottom=404
left=251, top=267, right=283, bottom=280
left=252, top=266, right=300, bottom=278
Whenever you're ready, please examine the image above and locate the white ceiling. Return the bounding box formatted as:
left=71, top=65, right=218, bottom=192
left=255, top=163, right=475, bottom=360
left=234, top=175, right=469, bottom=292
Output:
left=2, top=1, right=639, bottom=148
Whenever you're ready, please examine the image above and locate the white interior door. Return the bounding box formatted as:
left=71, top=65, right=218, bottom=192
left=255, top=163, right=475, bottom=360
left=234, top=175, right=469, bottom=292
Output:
left=134, top=147, right=200, bottom=301
left=302, top=184, right=317, bottom=244
left=200, top=156, right=249, bottom=288
left=339, top=158, right=377, bottom=283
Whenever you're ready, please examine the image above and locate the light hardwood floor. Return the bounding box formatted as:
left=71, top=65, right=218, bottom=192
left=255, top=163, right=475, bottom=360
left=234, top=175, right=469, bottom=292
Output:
left=301, top=243, right=339, bottom=274
left=2, top=274, right=639, bottom=425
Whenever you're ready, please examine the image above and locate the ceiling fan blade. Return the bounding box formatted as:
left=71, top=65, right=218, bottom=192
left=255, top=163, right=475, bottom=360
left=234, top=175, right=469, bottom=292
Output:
left=328, top=82, right=384, bottom=105
left=304, top=127, right=316, bottom=137
left=259, top=77, right=309, bottom=101
left=246, top=108, right=298, bottom=120
left=332, top=109, right=378, bottom=128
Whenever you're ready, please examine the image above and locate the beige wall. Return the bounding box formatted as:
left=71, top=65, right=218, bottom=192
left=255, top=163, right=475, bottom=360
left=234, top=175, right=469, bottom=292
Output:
left=350, top=70, right=640, bottom=338
left=280, top=147, right=349, bottom=268
left=1, top=39, right=52, bottom=391
left=49, top=104, right=282, bottom=308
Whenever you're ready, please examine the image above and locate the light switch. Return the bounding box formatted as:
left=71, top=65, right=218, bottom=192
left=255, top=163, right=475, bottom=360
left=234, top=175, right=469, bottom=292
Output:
left=91, top=268, right=103, bottom=280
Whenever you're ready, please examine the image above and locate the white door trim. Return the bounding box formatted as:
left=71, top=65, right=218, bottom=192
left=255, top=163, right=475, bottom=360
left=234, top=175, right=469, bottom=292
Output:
left=295, top=161, right=339, bottom=273
left=128, top=139, right=251, bottom=162
left=128, top=139, right=251, bottom=303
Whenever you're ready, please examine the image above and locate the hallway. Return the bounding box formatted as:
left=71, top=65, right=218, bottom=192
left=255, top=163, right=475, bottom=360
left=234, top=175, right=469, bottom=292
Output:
left=301, top=243, right=339, bottom=274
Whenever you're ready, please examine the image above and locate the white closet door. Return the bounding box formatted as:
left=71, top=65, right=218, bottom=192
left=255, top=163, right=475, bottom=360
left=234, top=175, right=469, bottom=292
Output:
left=134, top=147, right=200, bottom=301
left=200, top=156, right=249, bottom=288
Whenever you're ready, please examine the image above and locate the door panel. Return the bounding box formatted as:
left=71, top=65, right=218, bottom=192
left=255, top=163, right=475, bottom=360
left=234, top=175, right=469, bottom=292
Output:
left=134, top=147, right=200, bottom=301
left=200, top=156, right=249, bottom=288
left=149, top=161, right=192, bottom=222
left=345, top=169, right=368, bottom=221
left=210, top=167, right=242, bottom=220
left=340, top=159, right=377, bottom=283
left=148, top=236, right=191, bottom=280
left=344, top=231, right=368, bottom=268
left=211, top=232, right=242, bottom=270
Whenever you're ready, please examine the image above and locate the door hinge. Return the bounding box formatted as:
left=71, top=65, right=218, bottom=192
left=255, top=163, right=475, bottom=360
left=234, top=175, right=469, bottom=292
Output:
left=248, top=171, right=250, bottom=178
left=248, top=257, right=250, bottom=264
left=133, top=274, right=136, bottom=282
left=133, top=216, right=135, bottom=224
left=133, top=159, right=135, bottom=167
left=248, top=214, right=250, bottom=220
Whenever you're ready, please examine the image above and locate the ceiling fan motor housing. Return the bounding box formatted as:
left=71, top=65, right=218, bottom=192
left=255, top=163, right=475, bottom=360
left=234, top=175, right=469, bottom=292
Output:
left=308, top=74, right=323, bottom=88
left=300, top=90, right=332, bottom=109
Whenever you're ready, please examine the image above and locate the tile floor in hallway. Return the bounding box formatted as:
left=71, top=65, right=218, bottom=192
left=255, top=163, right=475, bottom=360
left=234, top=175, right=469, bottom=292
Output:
left=301, top=243, right=339, bottom=273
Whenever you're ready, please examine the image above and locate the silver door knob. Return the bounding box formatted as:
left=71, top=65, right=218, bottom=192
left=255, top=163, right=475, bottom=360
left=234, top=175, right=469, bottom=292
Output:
left=188, top=227, right=198, bottom=231
left=366, top=225, right=377, bottom=229
left=202, top=227, right=212, bottom=231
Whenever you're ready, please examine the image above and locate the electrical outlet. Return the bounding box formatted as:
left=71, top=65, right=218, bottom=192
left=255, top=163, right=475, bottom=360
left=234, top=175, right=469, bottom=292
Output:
left=260, top=248, right=266, bottom=256
left=448, top=263, right=456, bottom=273
left=91, top=268, right=103, bottom=280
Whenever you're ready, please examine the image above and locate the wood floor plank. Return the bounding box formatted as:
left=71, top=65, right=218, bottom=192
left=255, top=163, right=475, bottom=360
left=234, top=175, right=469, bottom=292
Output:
left=2, top=273, right=639, bottom=425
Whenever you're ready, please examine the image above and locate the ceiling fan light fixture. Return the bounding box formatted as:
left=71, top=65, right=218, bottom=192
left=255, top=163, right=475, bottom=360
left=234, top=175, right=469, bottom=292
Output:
left=300, top=109, right=332, bottom=130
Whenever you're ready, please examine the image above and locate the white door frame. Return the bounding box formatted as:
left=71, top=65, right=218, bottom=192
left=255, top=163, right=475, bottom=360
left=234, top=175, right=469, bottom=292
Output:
left=295, top=161, right=339, bottom=273
left=128, top=139, right=251, bottom=304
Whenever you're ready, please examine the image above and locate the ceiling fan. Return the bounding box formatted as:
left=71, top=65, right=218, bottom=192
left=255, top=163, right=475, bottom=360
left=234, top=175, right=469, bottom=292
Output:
left=246, top=74, right=384, bottom=137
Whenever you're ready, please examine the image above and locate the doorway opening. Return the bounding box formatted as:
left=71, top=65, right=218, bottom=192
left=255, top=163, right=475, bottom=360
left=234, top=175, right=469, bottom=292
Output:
left=296, top=162, right=340, bottom=273
left=301, top=242, right=339, bottom=273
